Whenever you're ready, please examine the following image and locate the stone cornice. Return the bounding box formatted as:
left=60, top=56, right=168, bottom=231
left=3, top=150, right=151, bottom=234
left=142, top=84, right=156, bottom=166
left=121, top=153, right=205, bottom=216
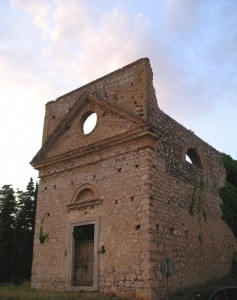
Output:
left=32, top=124, right=162, bottom=174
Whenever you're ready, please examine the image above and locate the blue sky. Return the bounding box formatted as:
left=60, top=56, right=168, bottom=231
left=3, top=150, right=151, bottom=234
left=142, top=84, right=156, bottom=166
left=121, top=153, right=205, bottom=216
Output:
left=0, top=0, right=237, bottom=190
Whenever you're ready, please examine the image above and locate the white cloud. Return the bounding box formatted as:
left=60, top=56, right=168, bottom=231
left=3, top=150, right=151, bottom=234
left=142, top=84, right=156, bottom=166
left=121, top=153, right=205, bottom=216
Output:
left=22, top=0, right=149, bottom=91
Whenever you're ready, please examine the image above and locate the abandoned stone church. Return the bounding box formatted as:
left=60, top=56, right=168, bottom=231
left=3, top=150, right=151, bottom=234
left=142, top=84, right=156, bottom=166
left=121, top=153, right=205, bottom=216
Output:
left=31, top=58, right=236, bottom=300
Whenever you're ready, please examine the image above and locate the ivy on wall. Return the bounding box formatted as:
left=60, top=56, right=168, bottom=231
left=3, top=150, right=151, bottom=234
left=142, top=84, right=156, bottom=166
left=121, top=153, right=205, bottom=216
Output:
left=219, top=153, right=237, bottom=238
left=189, top=179, right=206, bottom=217
left=39, top=213, right=49, bottom=243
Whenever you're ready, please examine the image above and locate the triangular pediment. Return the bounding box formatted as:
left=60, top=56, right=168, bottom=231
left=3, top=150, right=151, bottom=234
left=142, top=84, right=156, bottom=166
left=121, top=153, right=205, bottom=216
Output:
left=31, top=92, right=146, bottom=168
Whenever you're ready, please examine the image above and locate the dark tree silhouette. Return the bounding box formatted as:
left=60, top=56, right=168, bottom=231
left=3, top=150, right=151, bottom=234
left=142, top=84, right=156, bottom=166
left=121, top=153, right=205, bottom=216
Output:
left=0, top=179, right=38, bottom=283
left=0, top=185, right=16, bottom=282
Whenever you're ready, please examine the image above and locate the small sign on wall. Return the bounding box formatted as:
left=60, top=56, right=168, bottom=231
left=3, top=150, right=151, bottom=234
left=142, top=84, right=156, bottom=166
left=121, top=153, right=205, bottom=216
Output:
left=160, top=256, right=174, bottom=300
left=160, top=256, right=174, bottom=278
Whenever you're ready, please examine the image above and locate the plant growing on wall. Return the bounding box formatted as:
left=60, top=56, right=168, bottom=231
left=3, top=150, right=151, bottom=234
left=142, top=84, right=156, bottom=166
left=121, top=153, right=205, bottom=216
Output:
left=219, top=153, right=237, bottom=238
left=189, top=179, right=206, bottom=216
left=39, top=225, right=49, bottom=243
left=39, top=213, right=49, bottom=243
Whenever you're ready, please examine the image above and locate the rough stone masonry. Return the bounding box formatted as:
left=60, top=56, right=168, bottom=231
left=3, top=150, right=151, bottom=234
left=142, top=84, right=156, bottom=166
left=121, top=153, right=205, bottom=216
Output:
left=31, top=58, right=237, bottom=300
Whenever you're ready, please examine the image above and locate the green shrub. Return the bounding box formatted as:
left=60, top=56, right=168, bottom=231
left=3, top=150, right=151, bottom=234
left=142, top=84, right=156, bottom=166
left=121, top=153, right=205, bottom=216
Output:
left=220, top=154, right=237, bottom=238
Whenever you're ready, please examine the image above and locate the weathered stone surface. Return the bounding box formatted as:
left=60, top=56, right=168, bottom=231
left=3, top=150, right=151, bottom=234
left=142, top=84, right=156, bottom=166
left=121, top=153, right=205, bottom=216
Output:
left=31, top=58, right=237, bottom=300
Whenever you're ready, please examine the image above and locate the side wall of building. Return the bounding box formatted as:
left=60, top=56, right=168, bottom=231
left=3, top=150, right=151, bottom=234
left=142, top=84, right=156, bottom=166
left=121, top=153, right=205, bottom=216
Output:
left=148, top=111, right=236, bottom=299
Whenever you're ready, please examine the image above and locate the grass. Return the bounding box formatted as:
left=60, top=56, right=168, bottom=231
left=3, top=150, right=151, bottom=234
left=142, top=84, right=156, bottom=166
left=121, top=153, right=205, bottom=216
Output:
left=1, top=273, right=236, bottom=300
left=0, top=282, right=125, bottom=300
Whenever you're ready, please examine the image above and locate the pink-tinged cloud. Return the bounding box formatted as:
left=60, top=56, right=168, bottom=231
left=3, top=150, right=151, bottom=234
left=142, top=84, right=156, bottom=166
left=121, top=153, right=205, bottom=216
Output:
left=0, top=0, right=236, bottom=189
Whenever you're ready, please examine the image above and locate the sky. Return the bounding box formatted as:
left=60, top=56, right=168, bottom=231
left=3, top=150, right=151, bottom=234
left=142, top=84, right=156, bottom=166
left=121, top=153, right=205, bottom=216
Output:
left=0, top=0, right=237, bottom=190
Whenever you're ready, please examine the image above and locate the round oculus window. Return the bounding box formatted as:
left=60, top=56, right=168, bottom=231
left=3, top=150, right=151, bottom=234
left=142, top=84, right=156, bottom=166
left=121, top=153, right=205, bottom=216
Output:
left=82, top=112, right=97, bottom=135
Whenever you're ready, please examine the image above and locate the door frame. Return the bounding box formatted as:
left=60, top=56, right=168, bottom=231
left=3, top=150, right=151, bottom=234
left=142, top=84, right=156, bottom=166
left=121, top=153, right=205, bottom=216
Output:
left=66, top=218, right=99, bottom=291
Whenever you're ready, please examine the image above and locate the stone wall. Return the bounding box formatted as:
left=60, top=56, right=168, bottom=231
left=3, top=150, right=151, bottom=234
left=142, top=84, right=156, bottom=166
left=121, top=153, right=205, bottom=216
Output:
left=31, top=58, right=237, bottom=300
left=32, top=141, right=155, bottom=299
left=147, top=112, right=235, bottom=298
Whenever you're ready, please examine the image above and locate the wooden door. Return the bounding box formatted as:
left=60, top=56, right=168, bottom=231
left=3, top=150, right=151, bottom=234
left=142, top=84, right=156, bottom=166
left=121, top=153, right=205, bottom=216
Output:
left=73, top=224, right=94, bottom=286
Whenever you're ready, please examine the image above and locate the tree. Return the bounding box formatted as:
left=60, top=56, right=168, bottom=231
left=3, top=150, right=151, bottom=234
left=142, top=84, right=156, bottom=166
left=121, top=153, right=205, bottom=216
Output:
left=220, top=182, right=237, bottom=237
left=0, top=179, right=38, bottom=283
left=14, top=178, right=38, bottom=282
left=0, top=185, right=16, bottom=282
left=220, top=154, right=237, bottom=238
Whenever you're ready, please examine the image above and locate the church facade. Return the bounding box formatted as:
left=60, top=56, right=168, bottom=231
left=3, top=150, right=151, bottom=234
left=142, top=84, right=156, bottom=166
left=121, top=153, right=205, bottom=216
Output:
left=31, top=58, right=236, bottom=299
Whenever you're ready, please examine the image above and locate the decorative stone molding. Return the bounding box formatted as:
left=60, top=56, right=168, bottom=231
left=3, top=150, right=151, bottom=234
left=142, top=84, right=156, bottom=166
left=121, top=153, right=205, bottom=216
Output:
left=67, top=183, right=101, bottom=211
